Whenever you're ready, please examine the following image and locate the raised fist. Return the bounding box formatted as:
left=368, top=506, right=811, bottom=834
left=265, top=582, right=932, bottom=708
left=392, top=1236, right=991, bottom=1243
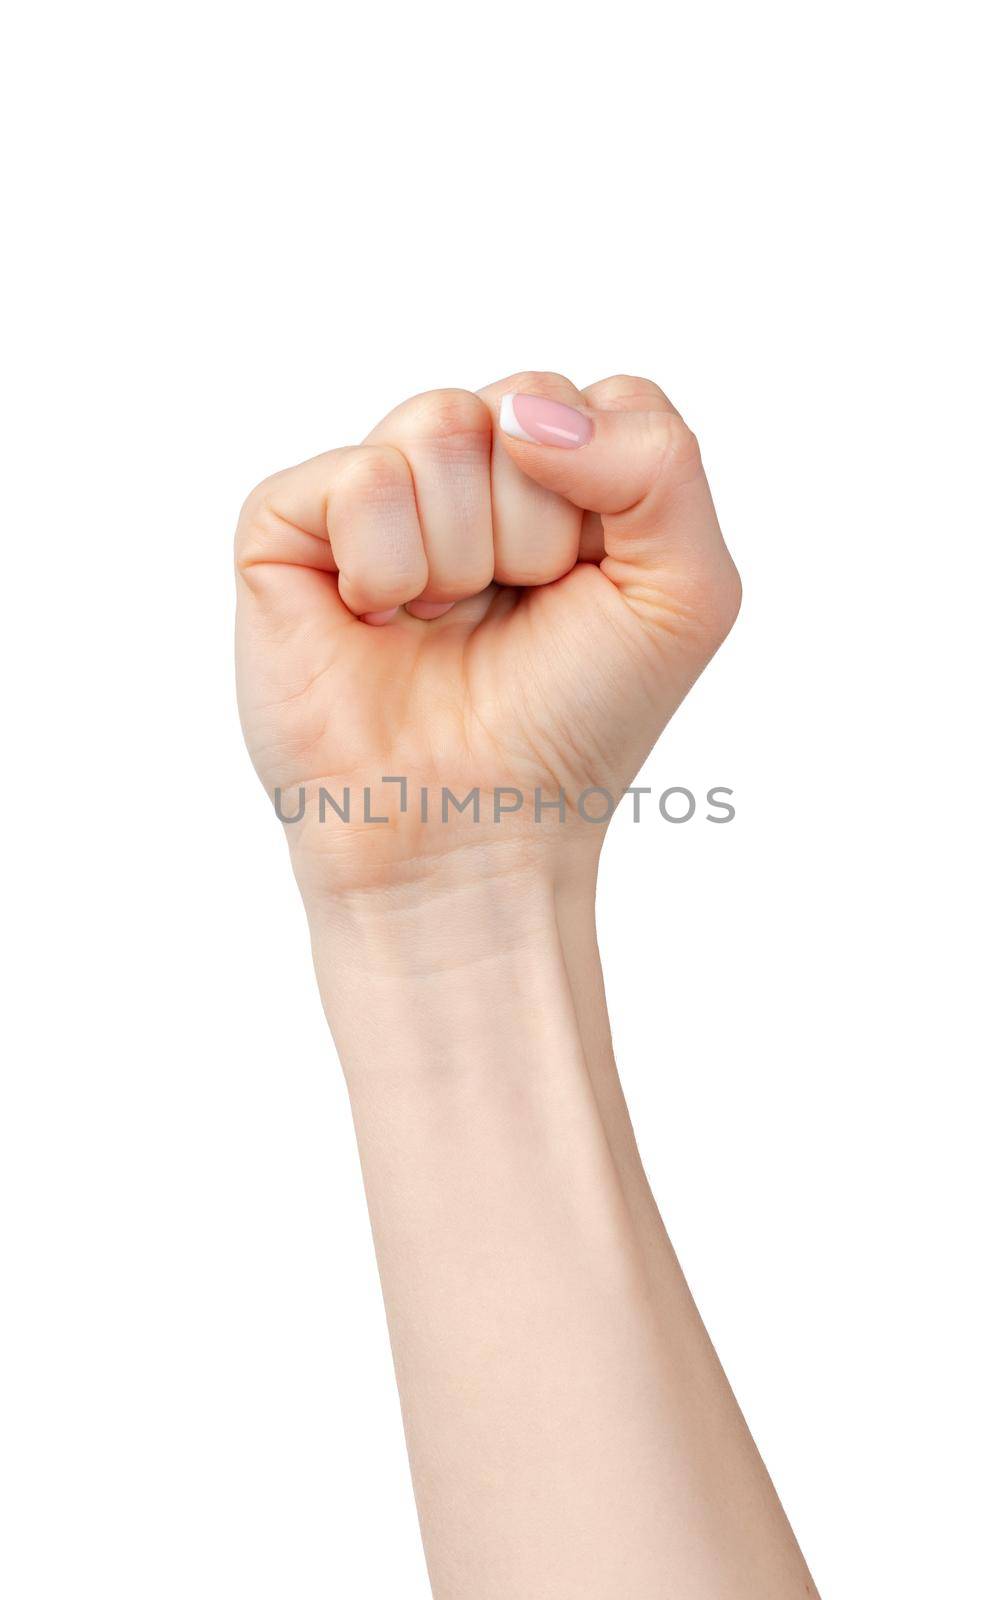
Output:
left=235, top=371, right=740, bottom=900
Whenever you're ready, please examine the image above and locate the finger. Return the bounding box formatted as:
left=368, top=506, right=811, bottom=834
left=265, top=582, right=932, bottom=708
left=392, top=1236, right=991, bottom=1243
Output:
left=478, top=371, right=583, bottom=586
left=366, top=389, right=494, bottom=606
left=575, top=376, right=679, bottom=562
left=326, top=445, right=428, bottom=622
left=235, top=452, right=365, bottom=750
left=235, top=450, right=350, bottom=642
left=497, top=387, right=740, bottom=633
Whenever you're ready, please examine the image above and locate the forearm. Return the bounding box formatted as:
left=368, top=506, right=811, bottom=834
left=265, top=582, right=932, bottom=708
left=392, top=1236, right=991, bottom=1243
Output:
left=309, top=858, right=815, bottom=1600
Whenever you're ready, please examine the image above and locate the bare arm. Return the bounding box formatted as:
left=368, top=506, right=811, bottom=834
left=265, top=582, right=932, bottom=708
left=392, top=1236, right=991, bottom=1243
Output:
left=310, top=861, right=815, bottom=1598
left=236, top=370, right=818, bottom=1597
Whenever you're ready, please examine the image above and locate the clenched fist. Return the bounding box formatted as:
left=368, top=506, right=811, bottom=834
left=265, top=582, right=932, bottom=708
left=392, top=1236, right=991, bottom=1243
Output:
left=235, top=371, right=740, bottom=902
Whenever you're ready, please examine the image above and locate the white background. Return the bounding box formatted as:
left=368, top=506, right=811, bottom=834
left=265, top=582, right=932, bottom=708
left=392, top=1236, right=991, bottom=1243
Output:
left=2, top=2, right=999, bottom=1595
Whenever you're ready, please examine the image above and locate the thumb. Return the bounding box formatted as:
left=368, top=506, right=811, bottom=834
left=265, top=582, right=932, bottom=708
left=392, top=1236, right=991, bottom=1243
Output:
left=498, top=390, right=740, bottom=636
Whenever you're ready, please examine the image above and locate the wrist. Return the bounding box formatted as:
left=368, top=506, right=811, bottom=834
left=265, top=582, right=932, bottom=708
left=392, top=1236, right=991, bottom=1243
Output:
left=305, top=823, right=662, bottom=1274
left=274, top=765, right=611, bottom=920
left=302, top=837, right=599, bottom=977
left=305, top=852, right=599, bottom=1080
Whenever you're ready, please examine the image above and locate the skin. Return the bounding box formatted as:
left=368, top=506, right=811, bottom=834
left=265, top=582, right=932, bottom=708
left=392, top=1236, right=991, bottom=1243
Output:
left=235, top=371, right=819, bottom=1599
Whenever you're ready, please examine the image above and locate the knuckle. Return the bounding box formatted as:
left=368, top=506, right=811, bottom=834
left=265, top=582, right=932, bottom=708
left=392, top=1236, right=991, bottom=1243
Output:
left=505, top=369, right=574, bottom=397
left=336, top=445, right=410, bottom=507
left=593, top=373, right=673, bottom=408
left=650, top=411, right=702, bottom=482
left=238, top=474, right=272, bottom=526
left=408, top=388, right=492, bottom=445
left=234, top=471, right=284, bottom=570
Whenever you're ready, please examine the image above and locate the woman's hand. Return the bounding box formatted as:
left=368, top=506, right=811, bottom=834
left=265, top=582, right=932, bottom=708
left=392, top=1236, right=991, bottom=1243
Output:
left=235, top=371, right=740, bottom=902
left=234, top=379, right=819, bottom=1600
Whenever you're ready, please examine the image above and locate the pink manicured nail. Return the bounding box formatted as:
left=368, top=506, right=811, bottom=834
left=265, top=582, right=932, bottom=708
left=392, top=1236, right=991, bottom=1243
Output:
left=407, top=600, right=455, bottom=620
left=499, top=392, right=593, bottom=449
left=362, top=607, right=398, bottom=626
